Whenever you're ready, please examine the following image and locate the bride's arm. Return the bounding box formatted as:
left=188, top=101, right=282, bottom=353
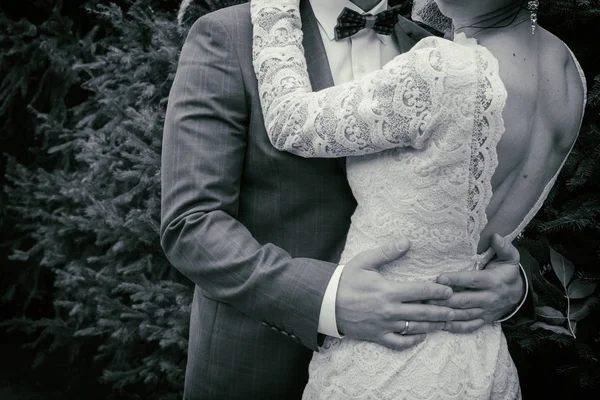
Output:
left=251, top=0, right=472, bottom=158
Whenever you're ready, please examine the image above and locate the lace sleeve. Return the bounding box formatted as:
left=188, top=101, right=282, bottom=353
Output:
left=251, top=0, right=479, bottom=158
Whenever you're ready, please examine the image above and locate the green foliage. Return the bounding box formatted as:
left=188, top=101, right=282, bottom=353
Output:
left=1, top=0, right=599, bottom=398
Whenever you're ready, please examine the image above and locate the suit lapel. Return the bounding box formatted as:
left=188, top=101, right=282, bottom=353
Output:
left=300, top=0, right=347, bottom=171
left=300, top=0, right=334, bottom=91
left=391, top=7, right=443, bottom=51
left=392, top=22, right=418, bottom=54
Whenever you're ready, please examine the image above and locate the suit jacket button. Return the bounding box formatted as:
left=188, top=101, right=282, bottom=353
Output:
left=261, top=322, right=269, bottom=327
left=271, top=326, right=278, bottom=331
left=290, top=334, right=297, bottom=340
left=281, top=331, right=289, bottom=336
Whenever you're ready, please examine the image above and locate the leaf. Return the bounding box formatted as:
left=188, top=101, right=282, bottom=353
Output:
left=32, top=352, right=45, bottom=369
left=524, top=248, right=565, bottom=309
left=567, top=279, right=597, bottom=299
left=8, top=250, right=30, bottom=262
left=506, top=316, right=536, bottom=327
left=74, top=327, right=103, bottom=337
left=537, top=306, right=566, bottom=325
left=518, top=247, right=540, bottom=272
left=530, top=322, right=572, bottom=336
left=570, top=297, right=600, bottom=321
left=549, top=247, right=575, bottom=289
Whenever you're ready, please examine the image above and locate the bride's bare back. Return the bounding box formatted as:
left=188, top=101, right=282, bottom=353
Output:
left=477, top=26, right=585, bottom=252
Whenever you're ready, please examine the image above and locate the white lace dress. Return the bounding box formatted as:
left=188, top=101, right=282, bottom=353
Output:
left=251, top=1, right=586, bottom=399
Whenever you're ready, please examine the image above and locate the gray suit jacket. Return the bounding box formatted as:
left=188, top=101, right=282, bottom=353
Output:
left=160, top=1, right=421, bottom=398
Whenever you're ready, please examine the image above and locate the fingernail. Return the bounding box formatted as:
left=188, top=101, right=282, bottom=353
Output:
left=437, top=276, right=449, bottom=285
left=443, top=287, right=452, bottom=297
left=437, top=322, right=446, bottom=330
left=447, top=310, right=455, bottom=321
left=495, top=233, right=505, bottom=247
left=396, top=237, right=410, bottom=252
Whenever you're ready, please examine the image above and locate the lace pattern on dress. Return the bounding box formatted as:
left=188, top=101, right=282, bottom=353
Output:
left=252, top=2, right=471, bottom=157
left=252, top=0, right=507, bottom=263
left=411, top=0, right=453, bottom=34
left=463, top=34, right=508, bottom=264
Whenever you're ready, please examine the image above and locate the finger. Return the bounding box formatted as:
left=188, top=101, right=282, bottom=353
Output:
left=388, top=303, right=455, bottom=322
left=490, top=233, right=520, bottom=263
left=349, top=239, right=411, bottom=270
left=442, top=319, right=486, bottom=334
left=436, top=270, right=494, bottom=290
left=426, top=291, right=493, bottom=309
left=445, top=308, right=485, bottom=321
left=392, top=282, right=453, bottom=302
left=393, top=321, right=446, bottom=335
left=379, top=332, right=427, bottom=351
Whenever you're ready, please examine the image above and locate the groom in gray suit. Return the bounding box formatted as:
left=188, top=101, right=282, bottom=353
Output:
left=161, top=0, right=531, bottom=398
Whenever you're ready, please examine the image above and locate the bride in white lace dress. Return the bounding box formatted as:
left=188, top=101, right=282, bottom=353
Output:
left=250, top=0, right=587, bottom=398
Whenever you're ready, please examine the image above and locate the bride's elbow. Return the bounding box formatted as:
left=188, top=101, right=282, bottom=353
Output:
left=265, top=125, right=297, bottom=152
left=267, top=130, right=289, bottom=151
left=267, top=131, right=316, bottom=158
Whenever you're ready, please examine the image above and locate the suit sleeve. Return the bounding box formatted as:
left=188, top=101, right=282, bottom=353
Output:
left=160, top=14, right=336, bottom=351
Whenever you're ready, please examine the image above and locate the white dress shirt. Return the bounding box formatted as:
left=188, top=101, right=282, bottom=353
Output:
left=309, top=0, right=402, bottom=85
left=313, top=0, right=527, bottom=338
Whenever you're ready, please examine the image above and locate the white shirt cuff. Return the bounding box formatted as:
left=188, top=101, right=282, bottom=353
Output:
left=497, top=263, right=529, bottom=323
left=317, top=264, right=345, bottom=338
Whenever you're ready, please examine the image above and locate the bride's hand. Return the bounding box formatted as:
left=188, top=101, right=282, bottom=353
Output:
left=431, top=234, right=525, bottom=333
left=335, top=240, right=456, bottom=351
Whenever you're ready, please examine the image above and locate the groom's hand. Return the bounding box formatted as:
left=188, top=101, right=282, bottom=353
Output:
left=336, top=239, right=455, bottom=351
left=431, top=234, right=525, bottom=333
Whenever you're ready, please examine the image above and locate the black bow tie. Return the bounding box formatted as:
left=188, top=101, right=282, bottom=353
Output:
left=334, top=6, right=403, bottom=41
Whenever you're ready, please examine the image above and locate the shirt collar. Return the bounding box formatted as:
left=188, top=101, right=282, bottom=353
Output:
left=309, top=0, right=391, bottom=43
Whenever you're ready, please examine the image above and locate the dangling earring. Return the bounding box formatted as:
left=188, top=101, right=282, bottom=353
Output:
left=527, top=1, right=539, bottom=35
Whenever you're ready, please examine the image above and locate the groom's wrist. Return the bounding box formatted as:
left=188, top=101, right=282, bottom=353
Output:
left=317, top=264, right=346, bottom=339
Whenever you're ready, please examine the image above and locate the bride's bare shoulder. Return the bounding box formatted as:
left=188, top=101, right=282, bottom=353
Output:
left=537, top=27, right=585, bottom=155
